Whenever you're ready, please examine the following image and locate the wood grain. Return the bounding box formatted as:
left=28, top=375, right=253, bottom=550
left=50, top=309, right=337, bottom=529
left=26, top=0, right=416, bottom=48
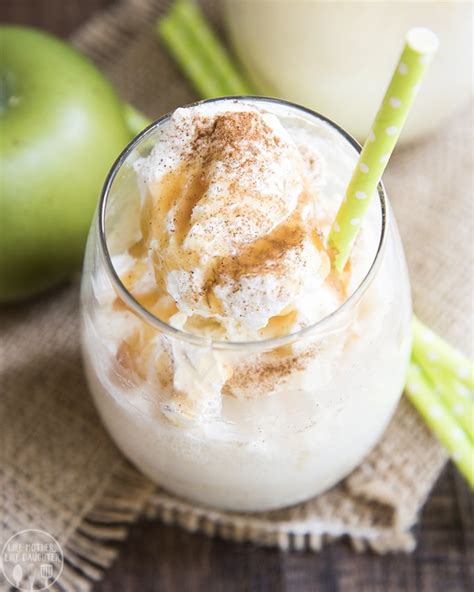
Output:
left=1, top=1, right=472, bottom=590
left=89, top=467, right=472, bottom=592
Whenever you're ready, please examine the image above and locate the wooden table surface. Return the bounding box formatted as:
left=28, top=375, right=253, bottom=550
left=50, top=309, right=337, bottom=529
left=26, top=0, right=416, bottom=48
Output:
left=2, top=2, right=473, bottom=590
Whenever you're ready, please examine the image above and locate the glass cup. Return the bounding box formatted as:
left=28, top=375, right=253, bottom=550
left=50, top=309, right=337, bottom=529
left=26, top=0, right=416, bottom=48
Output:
left=80, top=97, right=412, bottom=512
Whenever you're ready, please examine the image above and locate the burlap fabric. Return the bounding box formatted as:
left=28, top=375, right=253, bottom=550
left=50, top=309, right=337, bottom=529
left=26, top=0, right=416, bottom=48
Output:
left=1, top=0, right=472, bottom=589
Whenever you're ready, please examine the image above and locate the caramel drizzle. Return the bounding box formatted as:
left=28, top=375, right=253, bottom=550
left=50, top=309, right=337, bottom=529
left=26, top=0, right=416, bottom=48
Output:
left=118, top=162, right=351, bottom=334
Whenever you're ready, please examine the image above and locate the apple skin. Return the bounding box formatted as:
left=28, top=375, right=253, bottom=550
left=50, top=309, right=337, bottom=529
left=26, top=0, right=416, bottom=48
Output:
left=0, top=26, right=131, bottom=303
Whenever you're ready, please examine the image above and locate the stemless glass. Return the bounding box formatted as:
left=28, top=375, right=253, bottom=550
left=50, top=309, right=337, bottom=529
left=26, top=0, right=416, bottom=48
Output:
left=80, top=97, right=412, bottom=512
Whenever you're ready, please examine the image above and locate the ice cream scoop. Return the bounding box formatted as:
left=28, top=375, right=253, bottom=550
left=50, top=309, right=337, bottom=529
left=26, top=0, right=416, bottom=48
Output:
left=134, top=102, right=331, bottom=336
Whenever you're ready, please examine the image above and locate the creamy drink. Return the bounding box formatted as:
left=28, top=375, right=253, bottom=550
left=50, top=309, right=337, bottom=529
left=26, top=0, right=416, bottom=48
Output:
left=81, top=97, right=412, bottom=512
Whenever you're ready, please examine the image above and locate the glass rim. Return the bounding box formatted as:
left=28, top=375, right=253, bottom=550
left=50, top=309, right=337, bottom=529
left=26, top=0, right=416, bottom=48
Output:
left=98, top=96, right=388, bottom=351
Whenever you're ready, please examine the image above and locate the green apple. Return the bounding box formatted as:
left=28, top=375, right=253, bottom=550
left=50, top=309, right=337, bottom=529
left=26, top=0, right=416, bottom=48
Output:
left=0, top=26, right=132, bottom=302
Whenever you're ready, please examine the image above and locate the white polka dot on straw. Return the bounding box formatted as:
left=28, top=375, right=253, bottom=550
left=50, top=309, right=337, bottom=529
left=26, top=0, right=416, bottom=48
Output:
left=427, top=351, right=439, bottom=362
left=429, top=405, right=443, bottom=419
left=457, top=367, right=468, bottom=379
left=422, top=331, right=434, bottom=344
left=379, top=154, right=390, bottom=164
left=389, top=97, right=402, bottom=108
left=452, top=427, right=465, bottom=441
left=452, top=451, right=462, bottom=461
left=333, top=222, right=340, bottom=232
left=413, top=83, right=421, bottom=95
left=355, top=191, right=367, bottom=200
left=369, top=130, right=376, bottom=142
left=453, top=403, right=465, bottom=415
left=359, top=163, right=369, bottom=173
left=398, top=62, right=408, bottom=74
left=386, top=126, right=398, bottom=136
left=455, top=383, right=470, bottom=398
left=350, top=218, right=360, bottom=226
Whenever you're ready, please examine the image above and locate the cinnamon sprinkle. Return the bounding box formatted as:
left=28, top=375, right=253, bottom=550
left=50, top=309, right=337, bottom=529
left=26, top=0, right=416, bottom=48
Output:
left=111, top=105, right=353, bottom=408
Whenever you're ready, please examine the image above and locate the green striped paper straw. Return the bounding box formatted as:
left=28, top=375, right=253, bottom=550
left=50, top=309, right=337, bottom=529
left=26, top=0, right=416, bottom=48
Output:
left=412, top=350, right=474, bottom=443
left=406, top=363, right=474, bottom=488
left=171, top=0, right=254, bottom=95
left=158, top=15, right=226, bottom=98
left=328, top=28, right=439, bottom=271
left=157, top=0, right=254, bottom=98
left=413, top=316, right=474, bottom=391
left=412, top=317, right=474, bottom=443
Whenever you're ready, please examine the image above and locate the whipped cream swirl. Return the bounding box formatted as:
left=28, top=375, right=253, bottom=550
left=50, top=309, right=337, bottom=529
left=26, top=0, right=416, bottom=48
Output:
left=134, top=102, right=333, bottom=338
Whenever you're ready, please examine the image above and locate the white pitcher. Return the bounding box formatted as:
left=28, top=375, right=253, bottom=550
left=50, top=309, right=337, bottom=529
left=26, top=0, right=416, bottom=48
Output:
left=224, top=0, right=473, bottom=143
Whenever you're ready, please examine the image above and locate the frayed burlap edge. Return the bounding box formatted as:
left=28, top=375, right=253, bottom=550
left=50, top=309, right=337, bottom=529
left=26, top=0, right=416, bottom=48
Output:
left=51, top=465, right=154, bottom=592
left=32, top=462, right=153, bottom=592
left=143, top=492, right=418, bottom=555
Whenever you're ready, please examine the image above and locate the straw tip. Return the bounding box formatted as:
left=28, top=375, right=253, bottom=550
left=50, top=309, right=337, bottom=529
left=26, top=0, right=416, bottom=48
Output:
left=406, top=27, right=439, bottom=55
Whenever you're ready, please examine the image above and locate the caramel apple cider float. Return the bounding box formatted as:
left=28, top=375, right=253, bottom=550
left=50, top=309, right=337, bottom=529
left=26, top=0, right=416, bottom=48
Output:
left=81, top=98, right=411, bottom=511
